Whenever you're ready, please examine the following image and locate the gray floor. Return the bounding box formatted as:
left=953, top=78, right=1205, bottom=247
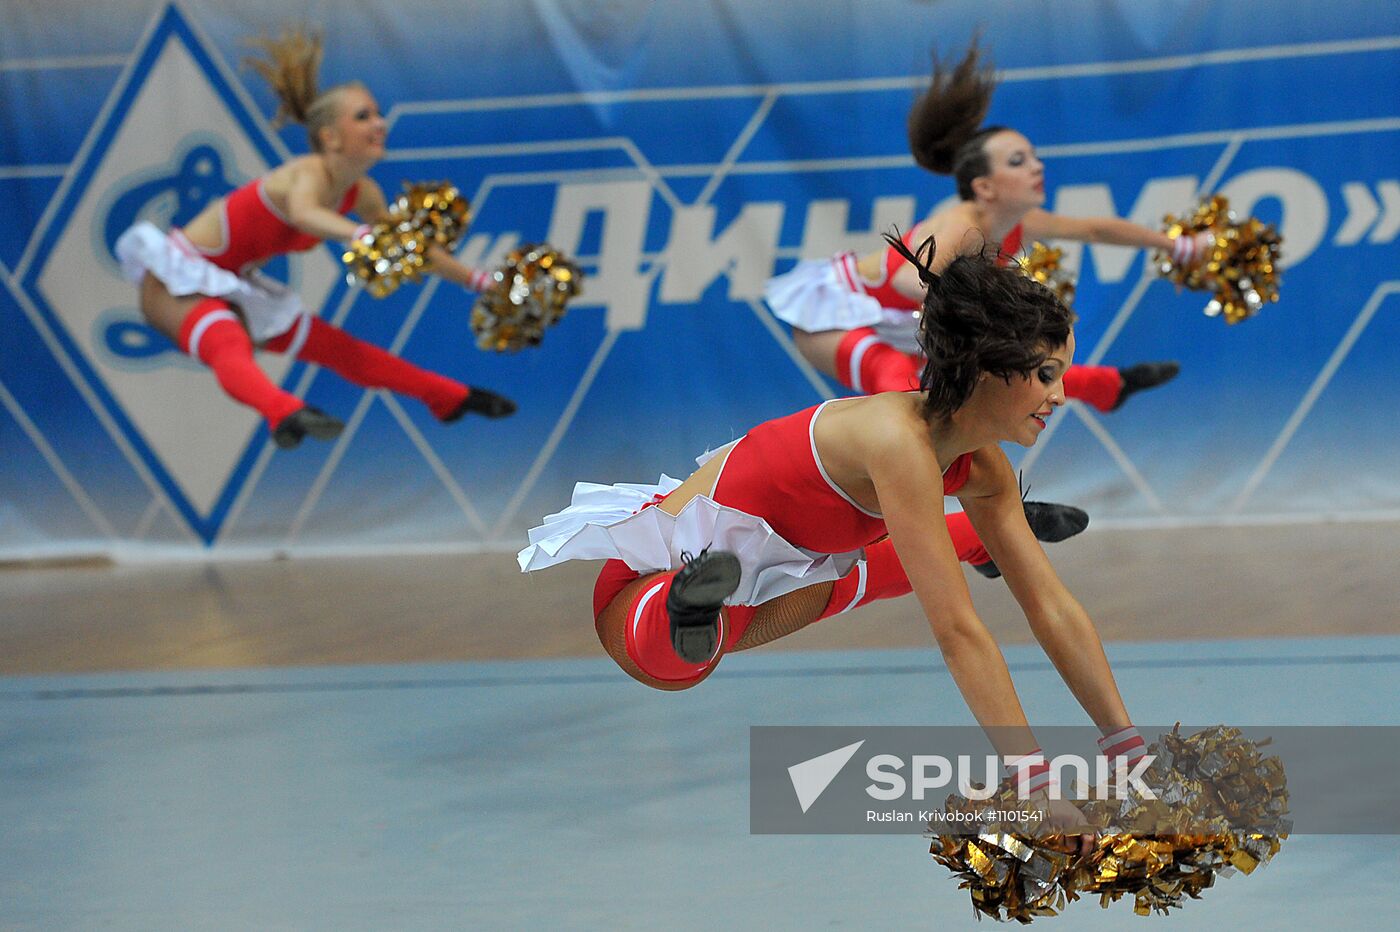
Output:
left=3, top=634, right=1397, bottom=930
left=8, top=521, right=1400, bottom=674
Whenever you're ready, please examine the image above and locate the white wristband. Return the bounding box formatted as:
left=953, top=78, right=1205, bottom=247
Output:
left=466, top=268, right=495, bottom=292
left=1098, top=726, right=1147, bottom=765
left=1005, top=749, right=1052, bottom=796
left=1171, top=233, right=1198, bottom=265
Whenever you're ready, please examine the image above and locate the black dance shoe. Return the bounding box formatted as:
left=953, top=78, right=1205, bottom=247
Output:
left=1110, top=361, right=1181, bottom=411
left=667, top=549, right=742, bottom=663
left=972, top=501, right=1090, bottom=579
left=273, top=406, right=345, bottom=449
left=442, top=386, right=518, bottom=421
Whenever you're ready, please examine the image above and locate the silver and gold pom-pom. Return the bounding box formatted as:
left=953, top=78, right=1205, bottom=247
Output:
left=1018, top=241, right=1077, bottom=308
left=1157, top=195, right=1283, bottom=325
left=471, top=244, right=583, bottom=352
left=342, top=182, right=472, bottom=299
left=929, top=725, right=1289, bottom=922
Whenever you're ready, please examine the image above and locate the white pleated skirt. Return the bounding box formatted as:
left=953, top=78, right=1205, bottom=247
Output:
left=115, top=222, right=305, bottom=343
left=766, top=253, right=925, bottom=354
left=516, top=476, right=863, bottom=607
left=765, top=254, right=886, bottom=332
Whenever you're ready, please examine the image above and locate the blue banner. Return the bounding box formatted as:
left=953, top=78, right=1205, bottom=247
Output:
left=2, top=1, right=1397, bottom=555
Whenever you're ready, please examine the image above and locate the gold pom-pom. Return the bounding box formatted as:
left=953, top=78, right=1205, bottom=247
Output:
left=931, top=829, right=1077, bottom=922
left=470, top=243, right=583, bottom=352
left=1157, top=195, right=1283, bottom=324
left=1017, top=242, right=1077, bottom=308
left=342, top=182, right=472, bottom=298
left=929, top=725, right=1289, bottom=922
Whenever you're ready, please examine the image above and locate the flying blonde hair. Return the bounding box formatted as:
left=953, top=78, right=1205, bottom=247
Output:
left=244, top=26, right=364, bottom=152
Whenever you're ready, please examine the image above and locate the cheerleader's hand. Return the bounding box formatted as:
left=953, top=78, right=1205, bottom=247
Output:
left=1170, top=229, right=1215, bottom=267
left=1032, top=793, right=1095, bottom=857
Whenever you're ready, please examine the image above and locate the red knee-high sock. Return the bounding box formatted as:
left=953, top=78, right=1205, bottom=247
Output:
left=944, top=512, right=992, bottom=566
left=1063, top=364, right=1124, bottom=413
left=179, top=298, right=302, bottom=429
left=818, top=537, right=917, bottom=619
left=834, top=328, right=922, bottom=394
left=834, top=327, right=877, bottom=390
left=273, top=317, right=469, bottom=418
left=818, top=521, right=994, bottom=620
left=622, top=571, right=752, bottom=683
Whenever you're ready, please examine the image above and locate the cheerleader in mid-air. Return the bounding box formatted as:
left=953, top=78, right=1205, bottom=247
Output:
left=767, top=38, right=1211, bottom=411
left=521, top=239, right=1149, bottom=845
left=116, top=27, right=515, bottom=449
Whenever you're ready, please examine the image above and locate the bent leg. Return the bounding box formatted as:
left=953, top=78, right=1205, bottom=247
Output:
left=790, top=326, right=922, bottom=395
left=730, top=536, right=915, bottom=651
left=911, top=511, right=1086, bottom=580
left=593, top=523, right=1030, bottom=684
left=834, top=327, right=922, bottom=394
left=733, top=515, right=1071, bottom=651
left=596, top=532, right=939, bottom=670
left=138, top=271, right=206, bottom=343
left=175, top=296, right=302, bottom=428
left=277, top=316, right=470, bottom=419
left=814, top=537, right=913, bottom=621
left=593, top=561, right=757, bottom=691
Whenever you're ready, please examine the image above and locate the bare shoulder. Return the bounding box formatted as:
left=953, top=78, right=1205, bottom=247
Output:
left=822, top=394, right=932, bottom=466
left=807, top=395, right=938, bottom=510
left=347, top=174, right=389, bottom=218
left=826, top=397, right=1018, bottom=495
left=264, top=155, right=329, bottom=199
left=924, top=205, right=988, bottom=260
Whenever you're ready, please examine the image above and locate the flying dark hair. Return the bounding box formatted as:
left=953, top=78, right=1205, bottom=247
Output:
left=906, top=37, right=1006, bottom=200
left=883, top=232, right=1073, bottom=421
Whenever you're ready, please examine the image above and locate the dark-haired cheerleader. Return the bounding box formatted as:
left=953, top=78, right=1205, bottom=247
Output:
left=522, top=242, right=1151, bottom=846
left=768, top=37, right=1208, bottom=412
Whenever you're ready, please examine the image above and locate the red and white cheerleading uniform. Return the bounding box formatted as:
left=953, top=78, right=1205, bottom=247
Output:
left=519, top=398, right=982, bottom=683
left=116, top=179, right=359, bottom=344
left=765, top=224, right=1125, bottom=411
left=115, top=177, right=471, bottom=429
left=763, top=229, right=923, bottom=362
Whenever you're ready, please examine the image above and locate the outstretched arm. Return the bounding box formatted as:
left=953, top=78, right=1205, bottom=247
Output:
left=863, top=422, right=1098, bottom=841
left=863, top=414, right=1039, bottom=759
left=285, top=162, right=372, bottom=243
left=424, top=244, right=494, bottom=291
left=959, top=445, right=1134, bottom=733
left=348, top=175, right=392, bottom=225
left=1022, top=207, right=1210, bottom=263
